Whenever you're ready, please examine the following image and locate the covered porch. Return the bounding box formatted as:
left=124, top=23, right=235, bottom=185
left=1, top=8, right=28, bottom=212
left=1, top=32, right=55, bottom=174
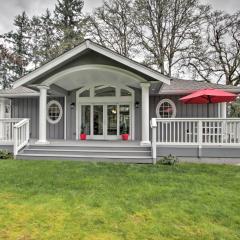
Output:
left=1, top=117, right=240, bottom=161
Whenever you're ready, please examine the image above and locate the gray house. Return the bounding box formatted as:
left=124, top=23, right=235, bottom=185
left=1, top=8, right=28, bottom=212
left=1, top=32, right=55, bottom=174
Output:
left=1, top=40, right=240, bottom=163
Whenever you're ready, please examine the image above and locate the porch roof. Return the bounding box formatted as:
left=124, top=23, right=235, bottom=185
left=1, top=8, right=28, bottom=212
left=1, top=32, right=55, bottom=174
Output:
left=0, top=86, right=39, bottom=97
left=12, top=39, right=170, bottom=89
left=153, top=78, right=240, bottom=95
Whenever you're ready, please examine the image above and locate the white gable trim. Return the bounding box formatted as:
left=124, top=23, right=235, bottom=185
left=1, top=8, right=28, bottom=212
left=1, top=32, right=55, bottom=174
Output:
left=13, top=40, right=170, bottom=89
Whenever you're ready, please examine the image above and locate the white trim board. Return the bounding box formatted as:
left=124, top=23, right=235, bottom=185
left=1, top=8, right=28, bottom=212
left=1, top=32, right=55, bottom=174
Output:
left=13, top=40, right=170, bottom=89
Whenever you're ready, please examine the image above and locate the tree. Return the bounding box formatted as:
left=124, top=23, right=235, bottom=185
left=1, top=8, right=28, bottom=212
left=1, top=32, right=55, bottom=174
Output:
left=0, top=44, right=26, bottom=88
left=54, top=0, right=86, bottom=52
left=133, top=0, right=209, bottom=76
left=0, top=11, right=30, bottom=86
left=29, top=9, right=59, bottom=67
left=29, top=16, right=42, bottom=69
left=87, top=0, right=136, bottom=57
left=187, top=11, right=240, bottom=86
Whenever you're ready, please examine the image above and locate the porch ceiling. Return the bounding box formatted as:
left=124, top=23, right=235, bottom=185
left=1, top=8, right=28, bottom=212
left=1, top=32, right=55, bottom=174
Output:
left=52, top=67, right=144, bottom=91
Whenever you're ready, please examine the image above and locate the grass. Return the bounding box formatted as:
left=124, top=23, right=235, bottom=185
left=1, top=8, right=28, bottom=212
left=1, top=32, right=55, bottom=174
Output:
left=0, top=160, right=239, bottom=240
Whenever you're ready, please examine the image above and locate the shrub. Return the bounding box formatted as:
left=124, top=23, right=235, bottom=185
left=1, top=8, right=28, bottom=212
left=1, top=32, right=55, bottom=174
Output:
left=158, top=155, right=178, bottom=165
left=0, top=150, right=13, bottom=159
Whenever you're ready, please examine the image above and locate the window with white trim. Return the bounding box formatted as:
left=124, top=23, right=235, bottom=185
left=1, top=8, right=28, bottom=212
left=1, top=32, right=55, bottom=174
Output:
left=47, top=100, right=63, bottom=124
left=156, top=99, right=176, bottom=118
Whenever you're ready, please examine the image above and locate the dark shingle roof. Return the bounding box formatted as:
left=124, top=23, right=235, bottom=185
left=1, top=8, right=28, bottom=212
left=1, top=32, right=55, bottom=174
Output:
left=156, top=78, right=240, bottom=95
left=0, top=86, right=39, bottom=97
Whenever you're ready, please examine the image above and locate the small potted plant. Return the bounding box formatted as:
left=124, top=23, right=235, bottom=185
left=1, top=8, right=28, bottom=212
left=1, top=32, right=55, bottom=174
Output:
left=80, top=124, right=87, bottom=140
left=121, top=123, right=129, bottom=141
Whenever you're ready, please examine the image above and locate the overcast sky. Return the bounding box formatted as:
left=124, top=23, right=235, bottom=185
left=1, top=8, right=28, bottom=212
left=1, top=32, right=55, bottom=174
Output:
left=0, top=0, right=239, bottom=34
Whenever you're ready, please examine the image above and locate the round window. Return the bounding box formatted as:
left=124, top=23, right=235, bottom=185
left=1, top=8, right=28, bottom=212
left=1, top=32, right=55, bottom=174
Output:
left=47, top=100, right=63, bottom=124
left=156, top=99, right=176, bottom=118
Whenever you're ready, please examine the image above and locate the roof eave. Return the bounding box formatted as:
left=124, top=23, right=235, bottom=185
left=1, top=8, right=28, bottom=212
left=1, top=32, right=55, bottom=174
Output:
left=159, top=89, right=240, bottom=95
left=0, top=93, right=40, bottom=98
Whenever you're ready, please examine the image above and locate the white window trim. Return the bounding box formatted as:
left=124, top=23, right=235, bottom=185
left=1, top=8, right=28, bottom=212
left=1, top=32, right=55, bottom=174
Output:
left=47, top=100, right=63, bottom=124
left=156, top=99, right=176, bottom=118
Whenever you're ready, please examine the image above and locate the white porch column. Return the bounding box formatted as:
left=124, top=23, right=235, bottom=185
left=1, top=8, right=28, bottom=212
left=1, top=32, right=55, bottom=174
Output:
left=140, top=83, right=150, bottom=145
left=221, top=102, right=227, bottom=118
left=37, top=85, right=49, bottom=144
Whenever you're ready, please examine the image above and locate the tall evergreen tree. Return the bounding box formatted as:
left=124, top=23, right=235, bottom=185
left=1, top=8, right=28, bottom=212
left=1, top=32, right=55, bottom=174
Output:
left=29, top=16, right=42, bottom=69
left=1, top=11, right=30, bottom=78
left=54, top=0, right=86, bottom=52
left=40, top=9, right=59, bottom=62
left=29, top=9, right=59, bottom=67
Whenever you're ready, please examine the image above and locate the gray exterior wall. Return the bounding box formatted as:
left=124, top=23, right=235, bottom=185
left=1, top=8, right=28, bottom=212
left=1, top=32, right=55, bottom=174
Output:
left=11, top=97, right=64, bottom=139
left=66, top=91, right=76, bottom=140
left=11, top=97, right=39, bottom=139
left=150, top=95, right=219, bottom=119
left=156, top=146, right=240, bottom=159
left=0, top=145, right=13, bottom=152
left=9, top=93, right=220, bottom=141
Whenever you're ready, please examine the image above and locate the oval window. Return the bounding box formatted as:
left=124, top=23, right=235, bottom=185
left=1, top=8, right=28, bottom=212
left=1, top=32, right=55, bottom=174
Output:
left=47, top=100, right=63, bottom=124
left=156, top=99, right=176, bottom=118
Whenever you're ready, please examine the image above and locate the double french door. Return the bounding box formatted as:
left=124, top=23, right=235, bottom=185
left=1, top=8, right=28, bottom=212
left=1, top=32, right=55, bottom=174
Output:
left=79, top=103, right=131, bottom=140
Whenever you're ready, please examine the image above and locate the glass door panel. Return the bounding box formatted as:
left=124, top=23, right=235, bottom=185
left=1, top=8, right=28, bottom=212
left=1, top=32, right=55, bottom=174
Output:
left=107, top=105, right=117, bottom=135
left=81, top=105, right=91, bottom=135
left=120, top=105, right=130, bottom=135
left=94, top=105, right=103, bottom=135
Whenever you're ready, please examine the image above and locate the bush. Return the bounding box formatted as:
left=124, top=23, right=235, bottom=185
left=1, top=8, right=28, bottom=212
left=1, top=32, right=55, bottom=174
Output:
left=0, top=150, right=13, bottom=159
left=158, top=155, right=178, bottom=165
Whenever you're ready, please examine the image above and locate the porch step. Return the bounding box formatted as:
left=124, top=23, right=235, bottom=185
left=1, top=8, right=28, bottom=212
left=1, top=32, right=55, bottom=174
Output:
left=27, top=145, right=150, bottom=151
left=23, top=148, right=151, bottom=157
left=16, top=144, right=153, bottom=164
left=16, top=153, right=152, bottom=163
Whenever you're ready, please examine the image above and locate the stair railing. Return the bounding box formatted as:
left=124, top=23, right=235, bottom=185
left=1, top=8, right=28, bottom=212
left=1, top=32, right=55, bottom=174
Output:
left=13, top=119, right=30, bottom=157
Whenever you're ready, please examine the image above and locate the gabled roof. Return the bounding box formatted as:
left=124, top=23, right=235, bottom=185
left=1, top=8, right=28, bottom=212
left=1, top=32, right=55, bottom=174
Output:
left=157, top=78, right=240, bottom=95
left=13, top=40, right=170, bottom=89
left=0, top=86, right=39, bottom=97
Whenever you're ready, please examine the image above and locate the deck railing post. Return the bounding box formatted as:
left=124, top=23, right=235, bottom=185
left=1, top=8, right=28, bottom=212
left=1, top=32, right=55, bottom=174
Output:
left=13, top=125, right=18, bottom=158
left=151, top=118, right=157, bottom=165
left=198, top=120, right=203, bottom=158
left=26, top=119, right=30, bottom=143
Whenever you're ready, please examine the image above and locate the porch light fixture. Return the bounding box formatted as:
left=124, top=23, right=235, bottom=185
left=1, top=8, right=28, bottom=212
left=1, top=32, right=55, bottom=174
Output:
left=70, top=102, right=75, bottom=109
left=135, top=101, right=140, bottom=108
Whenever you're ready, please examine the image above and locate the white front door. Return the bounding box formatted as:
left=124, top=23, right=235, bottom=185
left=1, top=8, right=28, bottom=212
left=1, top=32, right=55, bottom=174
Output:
left=79, top=103, right=131, bottom=140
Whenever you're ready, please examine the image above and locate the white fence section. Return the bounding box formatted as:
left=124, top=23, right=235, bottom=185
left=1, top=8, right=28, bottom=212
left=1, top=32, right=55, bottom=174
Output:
left=13, top=119, right=30, bottom=156
left=151, top=118, right=240, bottom=163
left=0, top=119, right=21, bottom=144
left=0, top=118, right=30, bottom=156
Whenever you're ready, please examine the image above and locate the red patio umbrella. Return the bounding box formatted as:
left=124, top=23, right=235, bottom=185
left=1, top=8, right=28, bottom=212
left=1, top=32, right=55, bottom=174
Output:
left=179, top=88, right=237, bottom=116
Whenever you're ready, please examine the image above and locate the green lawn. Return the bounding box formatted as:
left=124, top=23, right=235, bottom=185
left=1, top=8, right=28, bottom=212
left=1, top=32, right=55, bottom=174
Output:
left=0, top=161, right=239, bottom=240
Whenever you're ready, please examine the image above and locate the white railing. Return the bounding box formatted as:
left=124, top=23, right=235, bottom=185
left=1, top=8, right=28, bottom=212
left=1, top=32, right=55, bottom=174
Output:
left=0, top=119, right=22, bottom=144
left=0, top=118, right=30, bottom=156
left=13, top=119, right=30, bottom=156
left=151, top=118, right=240, bottom=163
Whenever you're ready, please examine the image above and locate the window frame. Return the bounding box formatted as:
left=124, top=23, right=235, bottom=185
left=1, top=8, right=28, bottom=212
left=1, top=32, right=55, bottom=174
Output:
left=156, top=98, right=176, bottom=118
left=47, top=100, right=63, bottom=124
